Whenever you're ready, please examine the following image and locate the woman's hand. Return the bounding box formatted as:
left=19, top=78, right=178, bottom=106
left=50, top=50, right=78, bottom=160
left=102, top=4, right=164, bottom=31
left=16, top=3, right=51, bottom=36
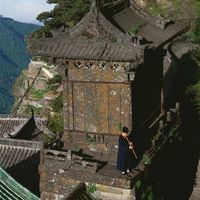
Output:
left=129, top=145, right=133, bottom=150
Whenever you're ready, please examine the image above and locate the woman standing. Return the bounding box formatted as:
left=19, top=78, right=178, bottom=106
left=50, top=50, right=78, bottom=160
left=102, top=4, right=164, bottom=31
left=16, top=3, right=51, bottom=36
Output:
left=117, top=127, right=134, bottom=174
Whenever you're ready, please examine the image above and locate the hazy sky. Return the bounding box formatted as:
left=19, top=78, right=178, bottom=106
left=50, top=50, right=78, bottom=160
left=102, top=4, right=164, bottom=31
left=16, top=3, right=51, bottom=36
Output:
left=0, top=0, right=55, bottom=24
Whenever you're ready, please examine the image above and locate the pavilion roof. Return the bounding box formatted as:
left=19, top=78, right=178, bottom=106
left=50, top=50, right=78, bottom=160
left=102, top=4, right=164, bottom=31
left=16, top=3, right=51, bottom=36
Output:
left=28, top=0, right=188, bottom=62
left=0, top=114, right=55, bottom=146
left=28, top=1, right=144, bottom=62
left=111, top=6, right=188, bottom=48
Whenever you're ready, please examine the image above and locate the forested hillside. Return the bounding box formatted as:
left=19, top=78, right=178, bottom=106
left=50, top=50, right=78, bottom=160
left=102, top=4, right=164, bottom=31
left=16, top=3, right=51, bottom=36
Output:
left=0, top=17, right=39, bottom=113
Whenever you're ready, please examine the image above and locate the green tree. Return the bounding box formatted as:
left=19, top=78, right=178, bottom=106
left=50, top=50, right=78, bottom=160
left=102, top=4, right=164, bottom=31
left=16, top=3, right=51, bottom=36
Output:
left=36, top=0, right=91, bottom=36
left=185, top=47, right=200, bottom=117
left=192, top=19, right=200, bottom=42
left=190, top=0, right=200, bottom=42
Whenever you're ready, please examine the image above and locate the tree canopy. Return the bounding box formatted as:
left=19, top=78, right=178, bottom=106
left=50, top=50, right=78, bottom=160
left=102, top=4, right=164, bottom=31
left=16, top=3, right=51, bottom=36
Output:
left=36, top=0, right=91, bottom=36
left=186, top=47, right=200, bottom=117
left=191, top=0, right=200, bottom=42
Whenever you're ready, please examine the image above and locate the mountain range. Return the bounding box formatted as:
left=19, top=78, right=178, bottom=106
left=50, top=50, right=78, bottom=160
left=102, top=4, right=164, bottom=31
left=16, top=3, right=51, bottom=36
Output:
left=0, top=17, right=39, bottom=113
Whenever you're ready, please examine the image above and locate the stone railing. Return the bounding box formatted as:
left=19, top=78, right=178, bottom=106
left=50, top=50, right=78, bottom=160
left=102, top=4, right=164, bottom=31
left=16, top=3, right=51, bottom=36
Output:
left=43, top=149, right=100, bottom=173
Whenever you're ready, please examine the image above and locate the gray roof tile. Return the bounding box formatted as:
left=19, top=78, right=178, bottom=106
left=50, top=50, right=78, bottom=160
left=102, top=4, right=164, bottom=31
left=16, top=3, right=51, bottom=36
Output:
left=0, top=138, right=41, bottom=196
left=112, top=8, right=187, bottom=47
left=28, top=2, right=144, bottom=62
left=0, top=115, right=55, bottom=146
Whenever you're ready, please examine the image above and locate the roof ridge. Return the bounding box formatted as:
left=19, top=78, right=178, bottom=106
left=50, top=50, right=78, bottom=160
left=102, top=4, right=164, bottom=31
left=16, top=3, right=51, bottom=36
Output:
left=9, top=117, right=31, bottom=137
left=0, top=138, right=42, bottom=149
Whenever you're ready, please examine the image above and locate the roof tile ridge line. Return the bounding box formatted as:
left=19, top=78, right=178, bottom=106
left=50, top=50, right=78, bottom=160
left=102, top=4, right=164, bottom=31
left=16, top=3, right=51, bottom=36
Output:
left=0, top=167, right=40, bottom=200
left=35, top=122, right=55, bottom=139
left=9, top=117, right=32, bottom=137
left=99, top=12, right=141, bottom=47
left=0, top=144, right=38, bottom=151
left=0, top=138, right=42, bottom=149
left=0, top=114, right=29, bottom=119
left=0, top=114, right=12, bottom=118
left=169, top=39, right=197, bottom=59
left=99, top=12, right=127, bottom=39
left=69, top=0, right=123, bottom=40
left=70, top=0, right=99, bottom=35
left=99, top=42, right=108, bottom=59
left=98, top=9, right=147, bottom=50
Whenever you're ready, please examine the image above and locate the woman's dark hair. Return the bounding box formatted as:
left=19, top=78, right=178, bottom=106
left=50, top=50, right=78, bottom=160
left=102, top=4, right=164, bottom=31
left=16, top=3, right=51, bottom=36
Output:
left=122, top=126, right=129, bottom=134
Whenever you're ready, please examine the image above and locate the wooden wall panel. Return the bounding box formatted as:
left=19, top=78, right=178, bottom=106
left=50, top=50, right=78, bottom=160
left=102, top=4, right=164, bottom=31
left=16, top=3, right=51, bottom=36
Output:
left=96, top=84, right=109, bottom=134
left=73, top=83, right=85, bottom=131
left=63, top=83, right=69, bottom=130
left=108, top=84, right=121, bottom=135
left=120, top=85, right=132, bottom=131
left=65, top=82, right=132, bottom=135
left=84, top=83, right=97, bottom=133
left=68, top=82, right=74, bottom=130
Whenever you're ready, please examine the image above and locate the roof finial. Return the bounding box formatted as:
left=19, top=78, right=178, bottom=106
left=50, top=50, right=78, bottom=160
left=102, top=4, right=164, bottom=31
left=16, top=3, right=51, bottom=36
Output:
left=90, top=0, right=100, bottom=19
left=31, top=108, right=34, bottom=118
left=96, top=0, right=100, bottom=10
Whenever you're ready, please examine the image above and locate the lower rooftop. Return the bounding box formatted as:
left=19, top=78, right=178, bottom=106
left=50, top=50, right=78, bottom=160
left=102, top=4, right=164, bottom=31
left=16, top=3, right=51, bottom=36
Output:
left=0, top=167, right=39, bottom=200
left=0, top=138, right=42, bottom=196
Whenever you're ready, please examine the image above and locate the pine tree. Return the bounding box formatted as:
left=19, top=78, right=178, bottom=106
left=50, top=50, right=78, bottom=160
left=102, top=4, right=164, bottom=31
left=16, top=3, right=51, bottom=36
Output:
left=192, top=0, right=200, bottom=42
left=36, top=0, right=91, bottom=36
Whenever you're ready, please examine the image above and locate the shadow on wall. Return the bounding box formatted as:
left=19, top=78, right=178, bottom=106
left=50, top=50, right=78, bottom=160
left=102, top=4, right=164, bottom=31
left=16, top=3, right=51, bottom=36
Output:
left=130, top=49, right=164, bottom=160
left=135, top=52, right=200, bottom=200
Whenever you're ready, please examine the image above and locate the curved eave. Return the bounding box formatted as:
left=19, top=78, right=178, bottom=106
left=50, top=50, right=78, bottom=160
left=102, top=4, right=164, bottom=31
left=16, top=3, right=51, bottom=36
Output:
left=0, top=167, right=39, bottom=200
left=29, top=39, right=144, bottom=63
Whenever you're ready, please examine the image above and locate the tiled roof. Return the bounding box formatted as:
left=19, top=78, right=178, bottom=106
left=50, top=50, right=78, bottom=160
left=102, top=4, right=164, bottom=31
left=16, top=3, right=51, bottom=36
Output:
left=112, top=8, right=187, bottom=48
left=13, top=116, right=56, bottom=146
left=0, top=115, right=29, bottom=138
left=28, top=1, right=144, bottom=62
left=170, top=41, right=196, bottom=59
left=0, top=138, right=41, bottom=196
left=0, top=114, right=55, bottom=146
left=0, top=167, right=39, bottom=200
left=28, top=0, right=188, bottom=62
left=163, top=40, right=196, bottom=76
left=31, top=39, right=143, bottom=62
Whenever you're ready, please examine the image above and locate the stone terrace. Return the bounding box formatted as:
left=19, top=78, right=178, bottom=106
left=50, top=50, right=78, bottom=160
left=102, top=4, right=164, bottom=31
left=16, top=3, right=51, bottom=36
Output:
left=40, top=149, right=140, bottom=199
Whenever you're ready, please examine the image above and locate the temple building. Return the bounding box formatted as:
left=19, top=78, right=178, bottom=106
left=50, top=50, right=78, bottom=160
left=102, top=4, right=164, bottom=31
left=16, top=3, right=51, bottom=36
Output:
left=3, top=0, right=195, bottom=199
left=28, top=0, right=188, bottom=163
